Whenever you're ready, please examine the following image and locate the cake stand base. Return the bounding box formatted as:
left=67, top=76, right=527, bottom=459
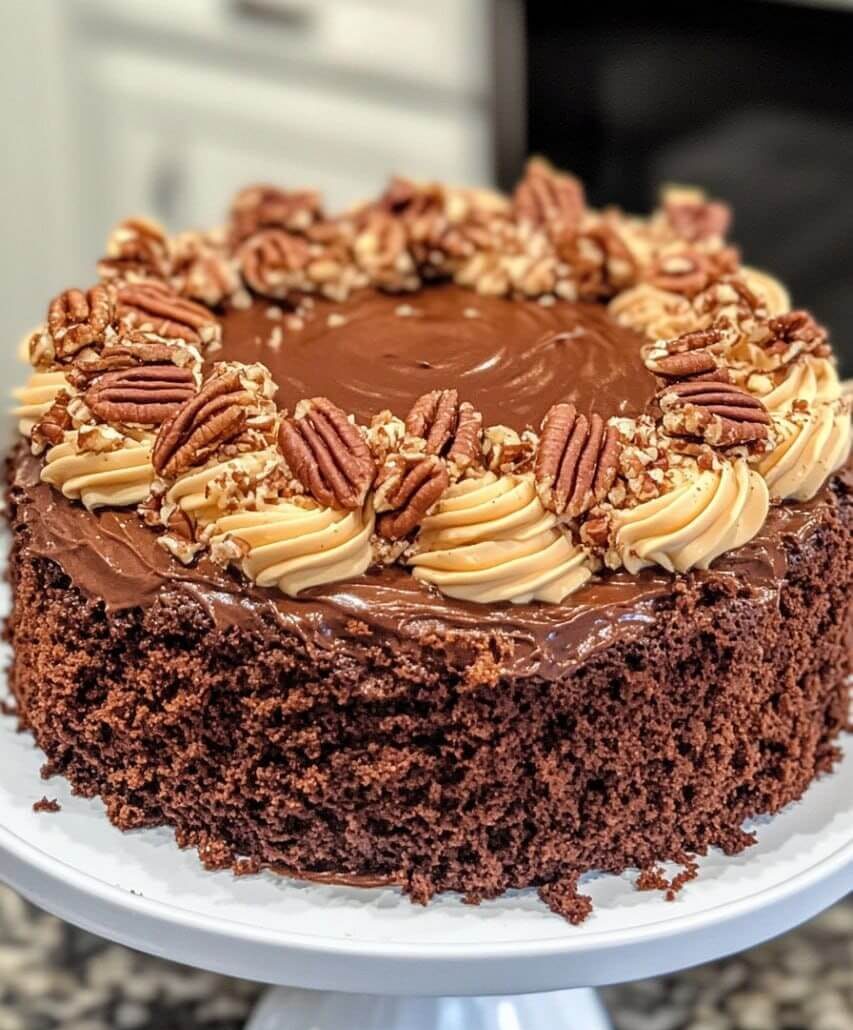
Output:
left=246, top=985, right=611, bottom=1030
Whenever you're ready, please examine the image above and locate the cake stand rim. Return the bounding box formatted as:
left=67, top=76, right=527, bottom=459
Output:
left=0, top=772, right=850, bottom=966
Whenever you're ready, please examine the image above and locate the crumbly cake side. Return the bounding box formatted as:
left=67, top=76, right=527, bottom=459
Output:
left=7, top=453, right=850, bottom=921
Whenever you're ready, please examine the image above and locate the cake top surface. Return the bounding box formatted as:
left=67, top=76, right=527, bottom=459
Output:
left=12, top=160, right=852, bottom=612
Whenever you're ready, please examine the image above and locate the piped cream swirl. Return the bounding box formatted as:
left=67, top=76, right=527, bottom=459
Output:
left=210, top=499, right=374, bottom=597
left=164, top=448, right=282, bottom=526
left=41, top=429, right=154, bottom=510
left=12, top=370, right=70, bottom=436
left=611, top=459, right=769, bottom=574
left=408, top=472, right=594, bottom=603
left=759, top=401, right=851, bottom=501
left=748, top=355, right=840, bottom=414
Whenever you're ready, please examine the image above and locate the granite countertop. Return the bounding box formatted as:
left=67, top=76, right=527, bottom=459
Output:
left=0, top=886, right=848, bottom=1030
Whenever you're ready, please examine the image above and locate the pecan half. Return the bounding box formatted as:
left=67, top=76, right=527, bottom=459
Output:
left=44, top=285, right=115, bottom=360
left=657, top=381, right=770, bottom=446
left=279, top=398, right=375, bottom=510
left=513, top=157, right=585, bottom=245
left=239, top=229, right=312, bottom=298
left=117, top=281, right=220, bottom=347
left=98, top=217, right=172, bottom=281
left=229, top=184, right=322, bottom=246
left=152, top=370, right=252, bottom=478
left=85, top=365, right=197, bottom=426
left=67, top=334, right=192, bottom=388
left=405, top=390, right=483, bottom=471
left=375, top=455, right=449, bottom=540
left=560, top=222, right=635, bottom=300
left=535, top=404, right=621, bottom=517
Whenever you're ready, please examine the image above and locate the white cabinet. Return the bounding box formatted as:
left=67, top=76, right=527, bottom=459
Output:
left=1, top=0, right=494, bottom=344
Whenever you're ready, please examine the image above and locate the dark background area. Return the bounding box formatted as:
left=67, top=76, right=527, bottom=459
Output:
left=512, top=1, right=853, bottom=375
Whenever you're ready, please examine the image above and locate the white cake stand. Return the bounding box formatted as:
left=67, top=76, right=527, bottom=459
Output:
left=0, top=688, right=849, bottom=1030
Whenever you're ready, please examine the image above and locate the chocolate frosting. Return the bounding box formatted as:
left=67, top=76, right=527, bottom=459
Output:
left=10, top=284, right=840, bottom=680
left=11, top=446, right=834, bottom=681
left=221, top=285, right=657, bottom=426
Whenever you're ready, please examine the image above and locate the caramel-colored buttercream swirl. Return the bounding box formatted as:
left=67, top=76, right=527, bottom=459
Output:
left=749, top=355, right=841, bottom=414
left=209, top=499, right=375, bottom=597
left=408, top=472, right=594, bottom=603
left=759, top=401, right=851, bottom=501
left=611, top=459, right=769, bottom=574
left=12, top=370, right=70, bottom=436
left=739, top=266, right=790, bottom=317
left=163, top=447, right=282, bottom=526
left=41, top=429, right=154, bottom=510
left=607, top=283, right=698, bottom=341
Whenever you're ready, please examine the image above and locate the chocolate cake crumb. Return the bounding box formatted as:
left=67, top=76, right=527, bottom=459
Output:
left=32, top=796, right=60, bottom=813
left=4, top=444, right=851, bottom=923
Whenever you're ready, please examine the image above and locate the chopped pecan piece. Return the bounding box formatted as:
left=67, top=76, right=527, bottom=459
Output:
left=535, top=404, right=621, bottom=517
left=663, top=189, right=731, bottom=243
left=98, top=217, right=172, bottom=281
left=656, top=381, right=770, bottom=446
left=375, top=455, right=449, bottom=540
left=31, top=391, right=73, bottom=452
left=560, top=221, right=635, bottom=300
left=152, top=369, right=253, bottom=478
left=761, top=310, right=831, bottom=362
left=647, top=252, right=710, bottom=297
left=85, top=365, right=197, bottom=426
left=353, top=211, right=417, bottom=291
left=43, top=285, right=115, bottom=361
left=229, top=184, right=322, bottom=245
left=117, top=281, right=221, bottom=347
left=171, top=232, right=239, bottom=307
left=239, top=229, right=312, bottom=298
left=279, top=398, right=375, bottom=510
left=405, top=389, right=483, bottom=472
left=513, top=157, right=585, bottom=245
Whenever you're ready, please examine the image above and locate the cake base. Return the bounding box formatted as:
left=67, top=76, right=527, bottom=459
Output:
left=5, top=441, right=852, bottom=921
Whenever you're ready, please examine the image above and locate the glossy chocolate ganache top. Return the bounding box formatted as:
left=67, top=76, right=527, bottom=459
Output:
left=14, top=277, right=848, bottom=675
left=221, top=284, right=658, bottom=426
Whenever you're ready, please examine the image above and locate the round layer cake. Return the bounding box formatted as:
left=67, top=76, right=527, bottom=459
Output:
left=6, top=165, right=852, bottom=922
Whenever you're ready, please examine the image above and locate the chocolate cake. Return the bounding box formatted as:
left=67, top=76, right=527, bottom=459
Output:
left=6, top=164, right=852, bottom=921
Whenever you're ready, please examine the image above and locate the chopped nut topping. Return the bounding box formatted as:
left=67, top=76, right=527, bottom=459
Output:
left=229, top=184, right=322, bottom=245
left=513, top=157, right=585, bottom=246
left=98, top=217, right=171, bottom=282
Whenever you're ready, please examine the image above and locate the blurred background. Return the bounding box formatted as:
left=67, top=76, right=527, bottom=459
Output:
left=2, top=0, right=852, bottom=371
left=0, top=2, right=850, bottom=1028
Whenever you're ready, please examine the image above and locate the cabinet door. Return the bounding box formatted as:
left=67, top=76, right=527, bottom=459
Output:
left=73, top=47, right=492, bottom=263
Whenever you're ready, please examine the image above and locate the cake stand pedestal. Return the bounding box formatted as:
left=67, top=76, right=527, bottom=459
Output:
left=0, top=705, right=849, bottom=1030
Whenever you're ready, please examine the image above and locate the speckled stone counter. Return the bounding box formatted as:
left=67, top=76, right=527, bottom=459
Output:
left=0, top=886, right=848, bottom=1029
